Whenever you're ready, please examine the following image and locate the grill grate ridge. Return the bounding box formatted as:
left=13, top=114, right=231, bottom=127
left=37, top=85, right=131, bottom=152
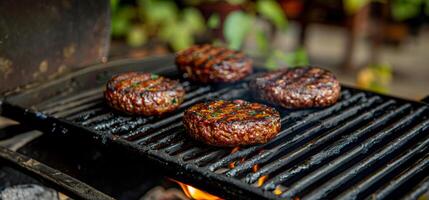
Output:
left=208, top=91, right=364, bottom=172
left=278, top=107, right=427, bottom=198
left=373, top=153, right=429, bottom=200
left=245, top=99, right=396, bottom=184
left=303, top=118, right=429, bottom=199
left=261, top=103, right=413, bottom=191
left=225, top=96, right=381, bottom=178
left=3, top=63, right=429, bottom=200
left=337, top=134, right=429, bottom=200
left=401, top=176, right=429, bottom=200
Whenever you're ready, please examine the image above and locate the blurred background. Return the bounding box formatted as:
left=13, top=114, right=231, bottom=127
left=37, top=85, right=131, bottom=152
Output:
left=109, top=0, right=429, bottom=100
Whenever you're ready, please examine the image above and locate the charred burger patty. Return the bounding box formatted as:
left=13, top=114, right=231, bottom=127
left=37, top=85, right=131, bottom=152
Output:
left=105, top=72, right=185, bottom=115
left=175, top=44, right=253, bottom=83
left=183, top=100, right=280, bottom=147
left=249, top=67, right=341, bottom=109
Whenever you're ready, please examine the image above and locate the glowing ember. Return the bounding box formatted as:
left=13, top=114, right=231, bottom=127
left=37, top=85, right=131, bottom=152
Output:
left=252, top=164, right=260, bottom=172
left=273, top=186, right=282, bottom=195
left=231, top=147, right=240, bottom=154
left=257, top=175, right=268, bottom=187
left=172, top=179, right=223, bottom=200
left=228, top=147, right=241, bottom=169
left=229, top=161, right=236, bottom=169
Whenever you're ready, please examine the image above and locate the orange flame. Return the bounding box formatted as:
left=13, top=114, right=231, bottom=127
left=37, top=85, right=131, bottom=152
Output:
left=257, top=175, right=268, bottom=187
left=172, top=179, right=223, bottom=200
left=229, top=147, right=241, bottom=169
left=273, top=186, right=283, bottom=195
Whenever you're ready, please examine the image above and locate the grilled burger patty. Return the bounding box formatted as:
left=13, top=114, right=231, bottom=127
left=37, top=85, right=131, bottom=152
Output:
left=183, top=100, right=281, bottom=147
left=105, top=72, right=185, bottom=115
left=249, top=67, right=341, bottom=108
left=175, top=44, right=253, bottom=83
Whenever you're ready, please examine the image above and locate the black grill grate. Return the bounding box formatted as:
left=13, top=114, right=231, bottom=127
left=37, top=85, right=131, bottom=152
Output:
left=1, top=58, right=429, bottom=200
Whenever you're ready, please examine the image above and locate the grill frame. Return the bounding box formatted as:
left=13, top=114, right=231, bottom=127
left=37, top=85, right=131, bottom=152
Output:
left=1, top=56, right=429, bottom=200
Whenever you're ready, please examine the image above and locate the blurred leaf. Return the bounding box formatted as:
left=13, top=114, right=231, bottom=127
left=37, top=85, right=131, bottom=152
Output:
left=158, top=21, right=175, bottom=41
left=343, top=0, right=370, bottom=15
left=255, top=29, right=269, bottom=53
left=264, top=48, right=309, bottom=69
left=368, top=82, right=389, bottom=94
left=169, top=23, right=194, bottom=51
left=182, top=8, right=206, bottom=34
left=111, top=6, right=136, bottom=37
left=256, top=0, right=287, bottom=30
left=391, top=0, right=422, bottom=21
left=208, top=14, right=220, bottom=29
left=138, top=0, right=178, bottom=26
left=212, top=39, right=223, bottom=46
left=224, top=11, right=251, bottom=50
left=426, top=0, right=429, bottom=15
left=265, top=54, right=278, bottom=70
left=111, top=17, right=130, bottom=37
left=226, top=0, right=246, bottom=5
left=357, top=64, right=392, bottom=94
left=369, top=63, right=392, bottom=84
left=275, top=48, right=309, bottom=67
left=291, top=48, right=309, bottom=66
left=110, top=0, right=119, bottom=13
left=126, top=26, right=147, bottom=47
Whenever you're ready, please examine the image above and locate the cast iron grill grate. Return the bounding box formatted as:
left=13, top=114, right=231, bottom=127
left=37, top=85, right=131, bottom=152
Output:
left=2, top=58, right=429, bottom=200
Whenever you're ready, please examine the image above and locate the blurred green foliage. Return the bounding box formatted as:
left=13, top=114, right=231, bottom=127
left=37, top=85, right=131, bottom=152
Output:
left=357, top=63, right=392, bottom=94
left=222, top=0, right=306, bottom=68
left=344, top=0, right=429, bottom=20
left=343, top=0, right=370, bottom=14
left=265, top=48, right=309, bottom=70
left=111, top=0, right=205, bottom=50
left=391, top=0, right=429, bottom=21
left=224, top=11, right=251, bottom=50
left=223, top=0, right=288, bottom=51
left=207, top=14, right=220, bottom=29
left=111, top=0, right=306, bottom=68
left=256, top=0, right=288, bottom=30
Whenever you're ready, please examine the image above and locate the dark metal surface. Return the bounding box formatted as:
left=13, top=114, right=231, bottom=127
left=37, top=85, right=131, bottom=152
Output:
left=1, top=56, right=429, bottom=200
left=0, top=146, right=114, bottom=200
left=422, top=95, right=429, bottom=104
left=0, top=0, right=110, bottom=94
